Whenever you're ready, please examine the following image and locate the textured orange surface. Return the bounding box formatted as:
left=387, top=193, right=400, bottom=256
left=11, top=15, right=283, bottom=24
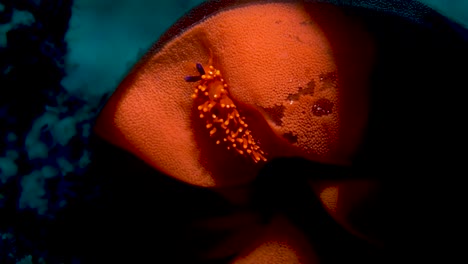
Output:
left=310, top=179, right=383, bottom=244
left=319, top=185, right=338, bottom=213
left=95, top=2, right=374, bottom=187
left=231, top=215, right=318, bottom=264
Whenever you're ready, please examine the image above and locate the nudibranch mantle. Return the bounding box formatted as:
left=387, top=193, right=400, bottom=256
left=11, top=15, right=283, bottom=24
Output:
left=185, top=63, right=267, bottom=163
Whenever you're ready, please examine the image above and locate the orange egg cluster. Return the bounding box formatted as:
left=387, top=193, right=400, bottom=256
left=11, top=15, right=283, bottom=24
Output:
left=185, top=63, right=267, bottom=163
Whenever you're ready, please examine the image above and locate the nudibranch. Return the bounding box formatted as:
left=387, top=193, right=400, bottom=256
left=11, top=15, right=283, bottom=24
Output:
left=94, top=1, right=374, bottom=187
left=185, top=63, right=267, bottom=163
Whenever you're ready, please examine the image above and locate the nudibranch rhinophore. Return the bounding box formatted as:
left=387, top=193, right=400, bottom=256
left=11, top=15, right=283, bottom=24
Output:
left=94, top=1, right=374, bottom=187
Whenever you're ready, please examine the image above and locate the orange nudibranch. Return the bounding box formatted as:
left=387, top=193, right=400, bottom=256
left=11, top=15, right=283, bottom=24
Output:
left=185, top=63, right=268, bottom=163
left=94, top=1, right=374, bottom=187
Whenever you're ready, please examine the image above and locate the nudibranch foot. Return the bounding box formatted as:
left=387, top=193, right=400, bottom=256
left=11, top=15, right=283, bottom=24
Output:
left=185, top=63, right=267, bottom=163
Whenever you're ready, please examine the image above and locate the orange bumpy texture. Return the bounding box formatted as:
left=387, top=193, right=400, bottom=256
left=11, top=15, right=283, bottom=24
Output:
left=95, top=2, right=374, bottom=187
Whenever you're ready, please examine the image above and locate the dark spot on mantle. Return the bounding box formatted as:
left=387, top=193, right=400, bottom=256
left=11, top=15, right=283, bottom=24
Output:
left=318, top=71, right=338, bottom=91
left=312, top=98, right=333, bottom=117
left=287, top=80, right=315, bottom=101
left=282, top=132, right=298, bottom=144
left=260, top=105, right=285, bottom=126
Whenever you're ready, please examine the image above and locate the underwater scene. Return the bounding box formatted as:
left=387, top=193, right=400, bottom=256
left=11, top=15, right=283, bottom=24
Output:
left=1, top=0, right=467, bottom=263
